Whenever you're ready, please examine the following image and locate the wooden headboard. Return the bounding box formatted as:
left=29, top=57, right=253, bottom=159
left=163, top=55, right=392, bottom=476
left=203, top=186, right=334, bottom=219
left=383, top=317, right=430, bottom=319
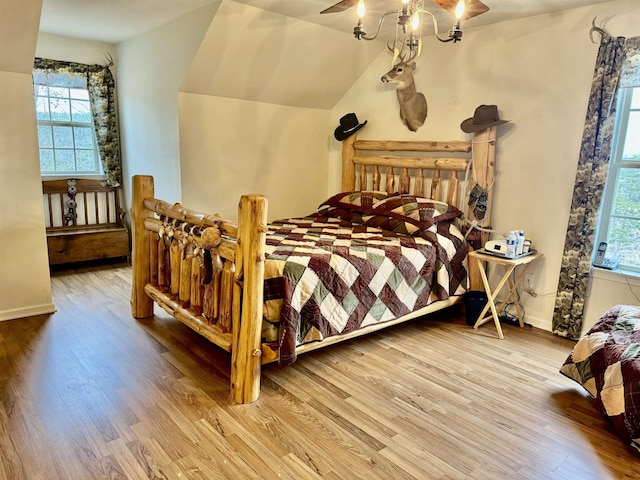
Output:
left=340, top=128, right=497, bottom=232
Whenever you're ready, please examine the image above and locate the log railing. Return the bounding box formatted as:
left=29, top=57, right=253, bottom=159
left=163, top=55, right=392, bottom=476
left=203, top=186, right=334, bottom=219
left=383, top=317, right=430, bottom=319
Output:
left=130, top=175, right=267, bottom=404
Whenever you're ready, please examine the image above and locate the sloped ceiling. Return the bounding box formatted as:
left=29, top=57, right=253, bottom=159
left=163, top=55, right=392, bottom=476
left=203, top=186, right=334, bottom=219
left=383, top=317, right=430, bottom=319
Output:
left=36, top=0, right=618, bottom=109
left=180, top=0, right=383, bottom=109
left=40, top=0, right=213, bottom=44
left=39, top=0, right=619, bottom=44
left=0, top=0, right=42, bottom=73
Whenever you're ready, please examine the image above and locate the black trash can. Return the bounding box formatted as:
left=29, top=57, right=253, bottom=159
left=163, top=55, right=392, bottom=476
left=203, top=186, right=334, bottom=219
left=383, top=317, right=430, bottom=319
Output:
left=464, top=290, right=488, bottom=326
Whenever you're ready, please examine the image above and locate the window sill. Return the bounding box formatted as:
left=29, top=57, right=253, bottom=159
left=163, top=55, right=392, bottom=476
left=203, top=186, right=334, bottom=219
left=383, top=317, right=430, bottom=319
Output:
left=591, top=265, right=640, bottom=285
left=41, top=174, right=107, bottom=181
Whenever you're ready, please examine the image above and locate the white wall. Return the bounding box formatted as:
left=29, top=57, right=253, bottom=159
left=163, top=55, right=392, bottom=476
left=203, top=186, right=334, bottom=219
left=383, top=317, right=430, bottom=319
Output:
left=331, top=0, right=640, bottom=333
left=0, top=0, right=55, bottom=321
left=178, top=94, right=329, bottom=221
left=177, top=0, right=341, bottom=221
left=583, top=270, right=640, bottom=331
left=0, top=70, right=55, bottom=321
left=116, top=3, right=218, bottom=207
left=35, top=32, right=116, bottom=65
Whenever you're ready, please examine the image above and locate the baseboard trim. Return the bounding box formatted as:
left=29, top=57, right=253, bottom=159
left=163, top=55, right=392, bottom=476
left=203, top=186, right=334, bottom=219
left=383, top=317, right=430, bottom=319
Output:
left=0, top=303, right=57, bottom=322
left=524, top=315, right=552, bottom=333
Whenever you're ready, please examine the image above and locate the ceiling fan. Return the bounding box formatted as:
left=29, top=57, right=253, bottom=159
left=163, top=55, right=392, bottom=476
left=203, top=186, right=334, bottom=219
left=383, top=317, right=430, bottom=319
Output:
left=321, top=0, right=490, bottom=21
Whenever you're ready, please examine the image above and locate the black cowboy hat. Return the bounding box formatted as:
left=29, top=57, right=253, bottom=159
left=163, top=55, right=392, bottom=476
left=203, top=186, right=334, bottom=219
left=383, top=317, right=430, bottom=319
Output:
left=334, top=113, right=367, bottom=141
left=460, top=105, right=509, bottom=133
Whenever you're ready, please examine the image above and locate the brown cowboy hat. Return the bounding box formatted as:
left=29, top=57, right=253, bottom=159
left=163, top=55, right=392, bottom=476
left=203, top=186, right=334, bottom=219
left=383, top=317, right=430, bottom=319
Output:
left=460, top=105, right=509, bottom=133
left=334, top=113, right=367, bottom=141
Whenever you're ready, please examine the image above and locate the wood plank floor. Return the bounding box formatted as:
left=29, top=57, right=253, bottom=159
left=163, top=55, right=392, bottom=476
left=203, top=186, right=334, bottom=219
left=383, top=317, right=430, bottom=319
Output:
left=1, top=261, right=639, bottom=479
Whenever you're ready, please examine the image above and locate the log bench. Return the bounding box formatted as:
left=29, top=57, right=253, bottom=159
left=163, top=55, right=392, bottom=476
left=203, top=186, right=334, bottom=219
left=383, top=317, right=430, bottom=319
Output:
left=42, top=178, right=129, bottom=265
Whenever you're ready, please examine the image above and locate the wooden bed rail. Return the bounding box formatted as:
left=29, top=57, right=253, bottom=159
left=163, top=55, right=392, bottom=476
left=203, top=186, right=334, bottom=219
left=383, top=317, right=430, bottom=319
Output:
left=130, top=175, right=268, bottom=403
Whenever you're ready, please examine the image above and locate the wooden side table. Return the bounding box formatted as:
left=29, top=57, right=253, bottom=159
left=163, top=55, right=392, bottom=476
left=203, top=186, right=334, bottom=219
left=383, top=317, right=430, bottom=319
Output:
left=467, top=250, right=543, bottom=339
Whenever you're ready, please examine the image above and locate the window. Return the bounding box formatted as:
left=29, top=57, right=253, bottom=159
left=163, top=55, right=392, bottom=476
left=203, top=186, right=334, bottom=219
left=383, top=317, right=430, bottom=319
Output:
left=33, top=72, right=102, bottom=175
left=596, top=86, right=640, bottom=273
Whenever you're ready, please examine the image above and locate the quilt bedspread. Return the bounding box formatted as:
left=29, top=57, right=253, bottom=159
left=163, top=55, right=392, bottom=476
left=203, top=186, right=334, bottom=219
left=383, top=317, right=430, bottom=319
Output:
left=263, top=214, right=467, bottom=366
left=560, top=304, right=640, bottom=451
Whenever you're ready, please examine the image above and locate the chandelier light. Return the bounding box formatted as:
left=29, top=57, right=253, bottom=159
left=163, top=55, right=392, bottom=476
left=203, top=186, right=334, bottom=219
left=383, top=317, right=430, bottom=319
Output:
left=352, top=0, right=467, bottom=56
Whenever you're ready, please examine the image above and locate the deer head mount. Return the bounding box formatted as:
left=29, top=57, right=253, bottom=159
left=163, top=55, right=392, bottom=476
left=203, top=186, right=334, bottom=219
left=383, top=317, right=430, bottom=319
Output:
left=381, top=42, right=427, bottom=132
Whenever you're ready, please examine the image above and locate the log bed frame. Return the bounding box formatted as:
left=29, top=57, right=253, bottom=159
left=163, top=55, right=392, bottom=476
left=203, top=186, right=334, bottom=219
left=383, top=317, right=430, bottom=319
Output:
left=130, top=129, right=497, bottom=404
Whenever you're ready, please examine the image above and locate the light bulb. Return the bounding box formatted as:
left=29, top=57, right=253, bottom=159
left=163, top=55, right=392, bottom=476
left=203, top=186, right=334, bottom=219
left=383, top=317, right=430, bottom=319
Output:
left=455, top=0, right=465, bottom=20
left=411, top=11, right=420, bottom=31
left=357, top=0, right=366, bottom=18
left=401, top=0, right=410, bottom=4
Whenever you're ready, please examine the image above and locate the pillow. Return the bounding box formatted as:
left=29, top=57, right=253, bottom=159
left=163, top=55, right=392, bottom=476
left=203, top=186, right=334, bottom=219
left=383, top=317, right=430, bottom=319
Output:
left=316, top=192, right=462, bottom=236
left=317, top=191, right=388, bottom=212
left=364, top=194, right=463, bottom=235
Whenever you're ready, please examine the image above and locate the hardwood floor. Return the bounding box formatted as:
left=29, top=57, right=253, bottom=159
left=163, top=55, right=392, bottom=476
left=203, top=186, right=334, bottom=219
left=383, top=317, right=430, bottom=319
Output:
left=1, top=261, right=639, bottom=479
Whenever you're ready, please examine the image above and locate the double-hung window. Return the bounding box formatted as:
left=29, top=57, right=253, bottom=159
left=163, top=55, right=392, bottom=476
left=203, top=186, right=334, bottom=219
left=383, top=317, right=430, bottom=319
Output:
left=33, top=72, right=102, bottom=176
left=595, top=86, right=640, bottom=273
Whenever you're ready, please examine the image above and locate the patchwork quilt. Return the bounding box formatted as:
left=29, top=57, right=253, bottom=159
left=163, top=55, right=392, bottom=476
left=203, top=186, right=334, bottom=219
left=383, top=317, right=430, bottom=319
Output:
left=263, top=192, right=467, bottom=366
left=560, top=304, right=640, bottom=451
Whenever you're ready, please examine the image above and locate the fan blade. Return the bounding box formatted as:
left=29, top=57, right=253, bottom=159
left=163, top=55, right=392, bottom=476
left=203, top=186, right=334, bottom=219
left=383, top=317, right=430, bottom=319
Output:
left=321, top=0, right=359, bottom=14
left=431, top=0, right=490, bottom=20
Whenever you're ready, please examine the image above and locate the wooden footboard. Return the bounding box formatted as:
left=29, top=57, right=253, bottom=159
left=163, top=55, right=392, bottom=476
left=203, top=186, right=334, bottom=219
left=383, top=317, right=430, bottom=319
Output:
left=130, top=175, right=267, bottom=404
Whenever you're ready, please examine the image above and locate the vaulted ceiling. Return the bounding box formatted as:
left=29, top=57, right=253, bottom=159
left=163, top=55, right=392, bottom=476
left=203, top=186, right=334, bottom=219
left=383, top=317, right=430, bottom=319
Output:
left=39, top=0, right=616, bottom=44
left=33, top=0, right=618, bottom=110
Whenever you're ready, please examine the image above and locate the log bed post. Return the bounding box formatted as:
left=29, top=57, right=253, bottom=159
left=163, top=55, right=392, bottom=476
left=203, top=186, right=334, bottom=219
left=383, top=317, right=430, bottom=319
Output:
left=467, top=127, right=497, bottom=291
left=470, top=127, right=496, bottom=228
left=341, top=134, right=357, bottom=191
left=131, top=175, right=155, bottom=318
left=230, top=194, right=268, bottom=404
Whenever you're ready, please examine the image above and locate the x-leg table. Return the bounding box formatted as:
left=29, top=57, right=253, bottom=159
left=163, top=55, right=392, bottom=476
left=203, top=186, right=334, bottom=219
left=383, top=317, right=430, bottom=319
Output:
left=468, top=250, right=543, bottom=338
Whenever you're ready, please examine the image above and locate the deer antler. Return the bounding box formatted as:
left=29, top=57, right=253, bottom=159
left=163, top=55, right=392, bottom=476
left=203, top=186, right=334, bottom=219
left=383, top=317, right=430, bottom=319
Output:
left=387, top=39, right=406, bottom=65
left=405, top=46, right=418, bottom=64
left=387, top=39, right=418, bottom=65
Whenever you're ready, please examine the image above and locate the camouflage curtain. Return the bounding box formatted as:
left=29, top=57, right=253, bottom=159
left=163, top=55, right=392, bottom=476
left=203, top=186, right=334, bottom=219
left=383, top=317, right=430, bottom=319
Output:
left=552, top=35, right=640, bottom=339
left=33, top=58, right=121, bottom=187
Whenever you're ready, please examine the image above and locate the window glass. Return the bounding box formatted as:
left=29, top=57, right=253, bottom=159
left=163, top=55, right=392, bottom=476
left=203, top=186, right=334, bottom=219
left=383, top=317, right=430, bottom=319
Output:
left=32, top=72, right=101, bottom=175
left=71, top=98, right=92, bottom=123
left=596, top=86, right=640, bottom=272
left=37, top=125, right=53, bottom=148
left=74, top=127, right=93, bottom=149
left=35, top=95, right=50, bottom=121
left=53, top=126, right=73, bottom=148
left=55, top=149, right=75, bottom=171
left=39, top=149, right=55, bottom=172
left=623, top=110, right=639, bottom=160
